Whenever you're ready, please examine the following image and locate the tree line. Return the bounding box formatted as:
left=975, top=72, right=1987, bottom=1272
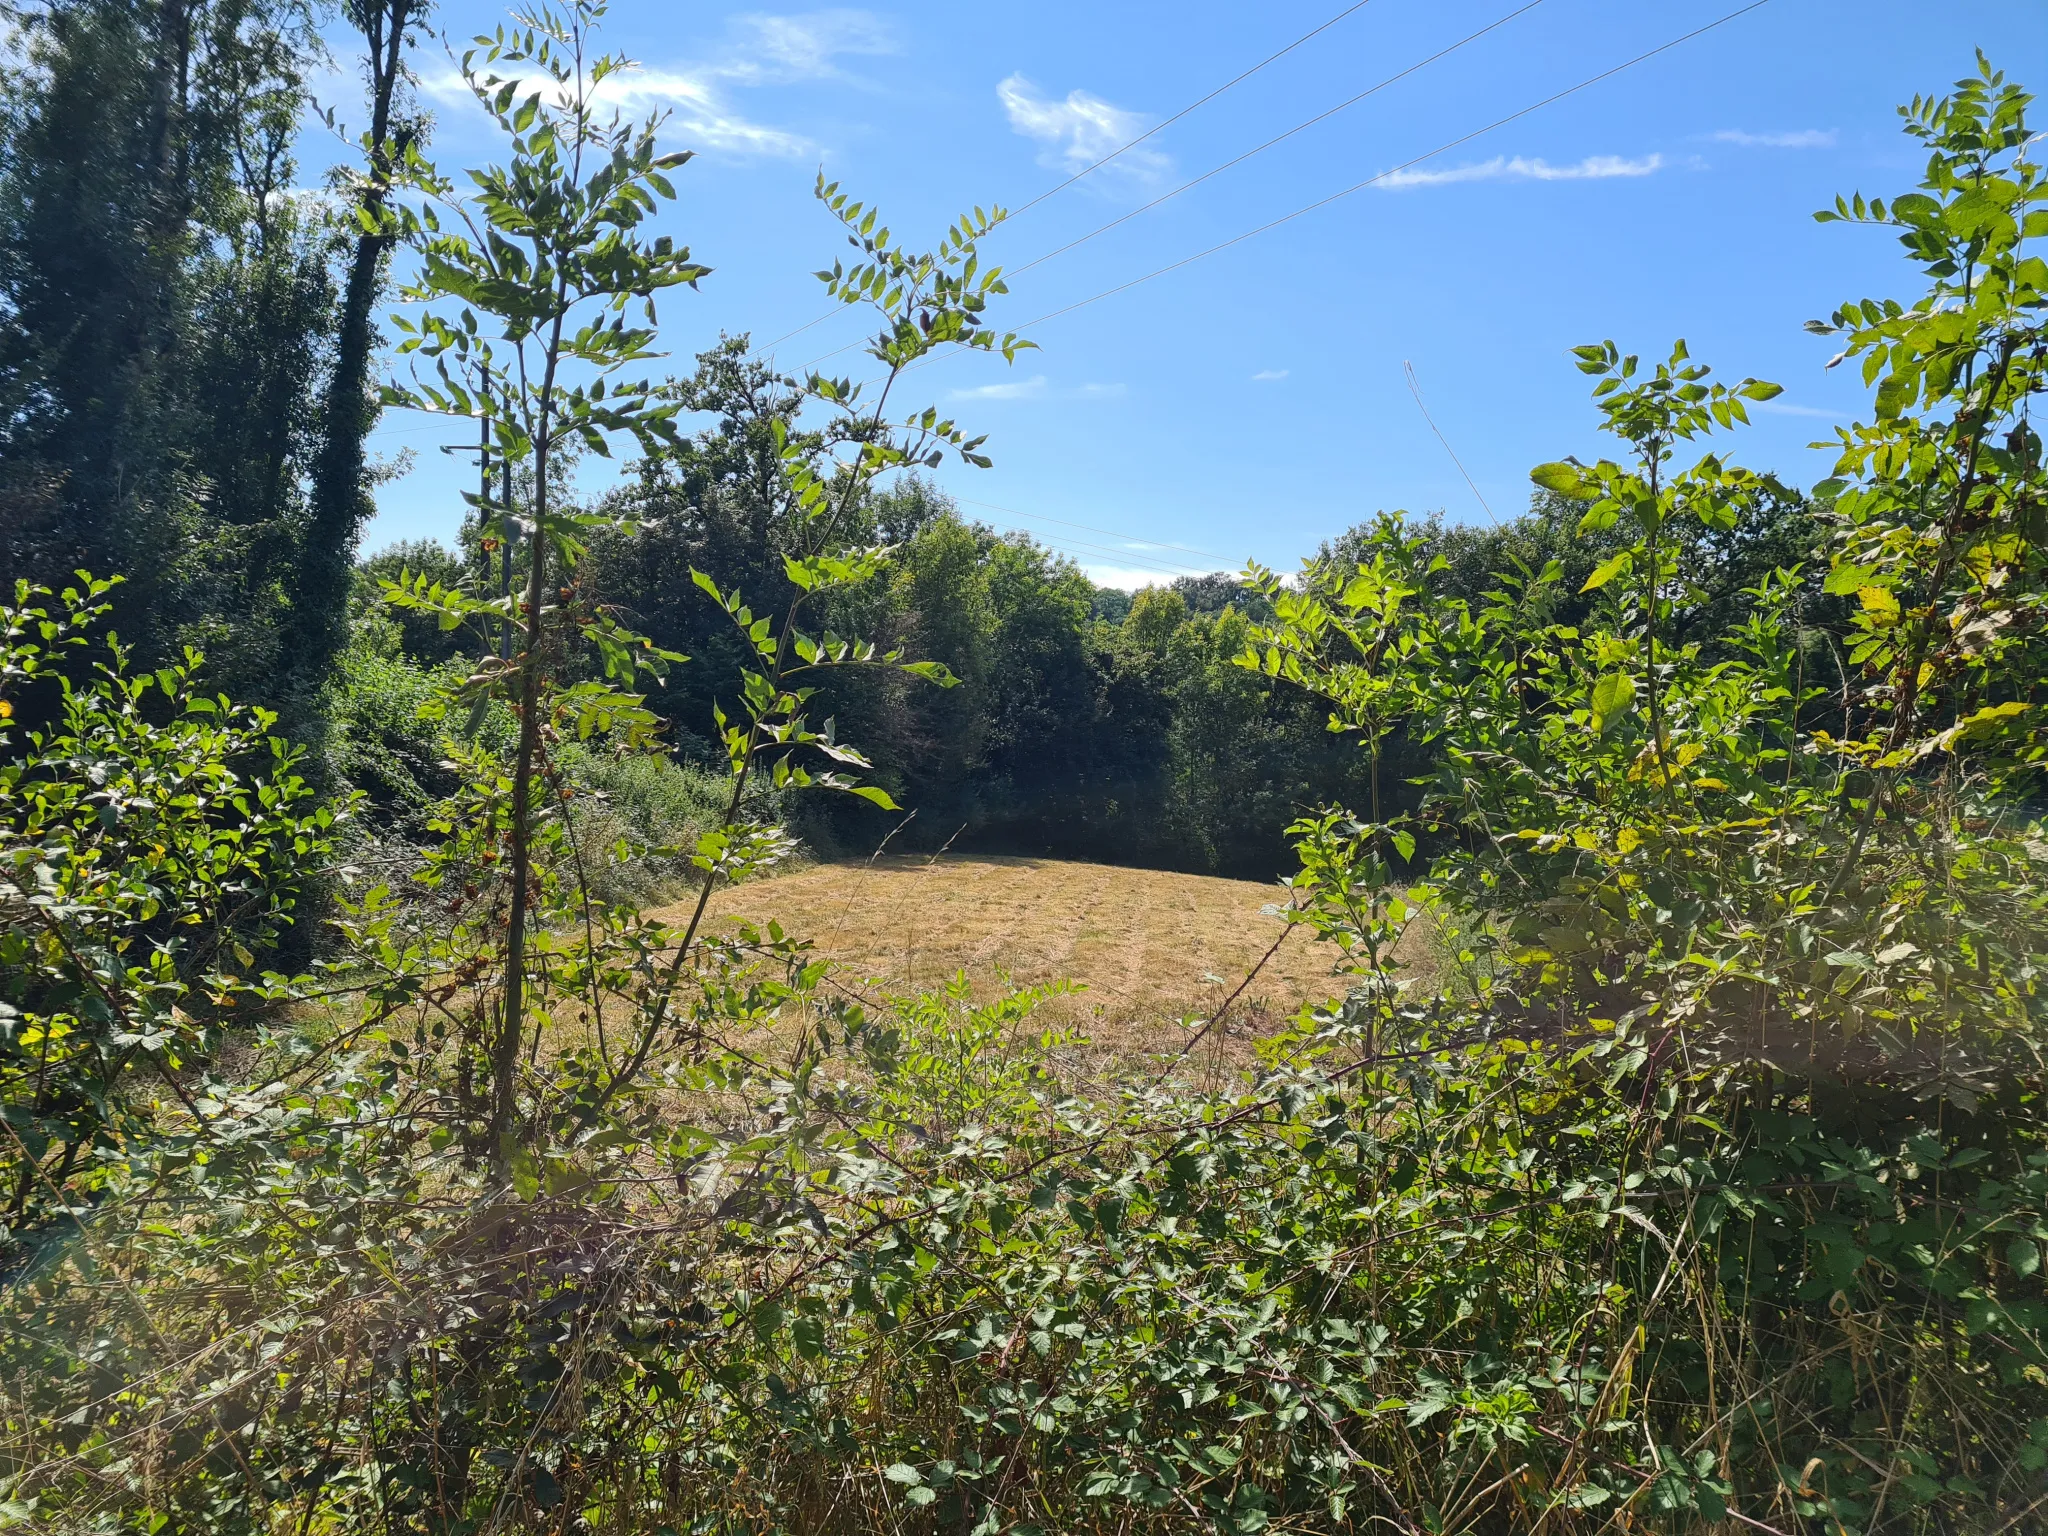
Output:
left=347, top=330, right=1836, bottom=881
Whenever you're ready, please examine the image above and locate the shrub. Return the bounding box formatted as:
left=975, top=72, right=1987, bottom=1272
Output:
left=0, top=574, right=339, bottom=1237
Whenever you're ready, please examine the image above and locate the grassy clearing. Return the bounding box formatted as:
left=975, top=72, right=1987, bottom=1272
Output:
left=672, top=854, right=1425, bottom=1080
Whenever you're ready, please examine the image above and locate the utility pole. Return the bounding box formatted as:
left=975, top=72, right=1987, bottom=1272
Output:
left=436, top=404, right=517, bottom=660
left=496, top=423, right=516, bottom=660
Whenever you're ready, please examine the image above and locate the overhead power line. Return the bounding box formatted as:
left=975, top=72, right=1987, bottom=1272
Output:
left=790, top=4, right=1775, bottom=583
left=747, top=0, right=1387, bottom=361
left=982, top=529, right=1216, bottom=581
left=1011, top=0, right=1549, bottom=278
left=1404, top=360, right=1497, bottom=525
left=1006, top=0, right=1383, bottom=218
left=805, top=0, right=1770, bottom=392
left=992, top=0, right=1774, bottom=342
left=792, top=0, right=1552, bottom=379
left=1023, top=539, right=1212, bottom=582
left=962, top=512, right=1221, bottom=579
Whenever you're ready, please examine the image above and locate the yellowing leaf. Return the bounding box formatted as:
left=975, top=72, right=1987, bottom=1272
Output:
left=1581, top=551, right=1634, bottom=593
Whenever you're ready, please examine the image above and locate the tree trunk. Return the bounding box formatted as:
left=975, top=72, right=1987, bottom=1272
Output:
left=289, top=0, right=414, bottom=729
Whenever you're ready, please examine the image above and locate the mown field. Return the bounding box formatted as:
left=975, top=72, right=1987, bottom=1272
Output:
left=677, top=854, right=1409, bottom=1075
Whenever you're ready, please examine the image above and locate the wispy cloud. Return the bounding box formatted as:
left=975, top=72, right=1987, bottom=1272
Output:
left=1710, top=128, right=1836, bottom=149
left=947, top=376, right=1126, bottom=403
left=426, top=10, right=896, bottom=158
left=949, top=374, right=1048, bottom=401
left=1751, top=399, right=1847, bottom=419
left=716, top=10, right=897, bottom=85
left=586, top=69, right=810, bottom=155
left=1084, top=564, right=1223, bottom=592
left=1381, top=153, right=1663, bottom=190
left=1251, top=368, right=1289, bottom=382
left=998, top=74, right=1170, bottom=184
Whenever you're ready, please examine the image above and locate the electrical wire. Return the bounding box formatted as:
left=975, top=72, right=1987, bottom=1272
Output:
left=990, top=529, right=1216, bottom=580
left=780, top=0, right=1769, bottom=570
left=1025, top=541, right=1211, bottom=582
left=790, top=0, right=1557, bottom=378
left=745, top=0, right=1389, bottom=361
left=1010, top=0, right=1548, bottom=278
left=797, top=0, right=1771, bottom=386
left=1005, top=0, right=1383, bottom=218
left=963, top=508, right=1222, bottom=577
left=988, top=0, right=1773, bottom=343
left=1403, top=360, right=1497, bottom=524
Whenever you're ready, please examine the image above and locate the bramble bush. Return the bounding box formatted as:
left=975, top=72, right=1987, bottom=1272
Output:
left=1, top=36, right=2044, bottom=1536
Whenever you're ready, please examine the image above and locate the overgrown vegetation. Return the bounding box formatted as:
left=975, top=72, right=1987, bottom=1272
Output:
left=0, top=0, right=432, bottom=736
left=0, top=8, right=2043, bottom=1533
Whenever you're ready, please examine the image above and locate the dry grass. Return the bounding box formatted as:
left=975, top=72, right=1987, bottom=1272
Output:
left=659, top=854, right=1423, bottom=1078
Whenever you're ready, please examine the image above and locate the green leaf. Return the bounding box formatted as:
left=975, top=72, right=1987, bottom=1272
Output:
left=1589, top=671, right=1637, bottom=736
left=1530, top=461, right=1598, bottom=500
left=2010, top=1239, right=2041, bottom=1278
left=1580, top=551, right=1633, bottom=594
left=1822, top=561, right=1880, bottom=596
left=849, top=784, right=900, bottom=810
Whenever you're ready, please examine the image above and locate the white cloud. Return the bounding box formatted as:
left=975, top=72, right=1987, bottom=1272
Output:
left=1380, top=153, right=1664, bottom=190
left=946, top=377, right=1125, bottom=403
left=718, top=10, right=897, bottom=84
left=998, top=74, right=1170, bottom=183
left=1711, top=128, right=1836, bottom=149
left=418, top=67, right=482, bottom=105
left=1251, top=369, right=1288, bottom=382
left=427, top=11, right=896, bottom=159
left=596, top=69, right=812, bottom=156
left=1750, top=399, right=1846, bottom=419
left=1084, top=565, right=1224, bottom=592
left=949, top=374, right=1048, bottom=401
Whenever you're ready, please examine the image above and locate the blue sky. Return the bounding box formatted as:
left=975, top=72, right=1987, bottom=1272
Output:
left=343, top=0, right=2037, bottom=586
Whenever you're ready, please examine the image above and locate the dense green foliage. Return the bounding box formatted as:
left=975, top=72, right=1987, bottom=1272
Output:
left=0, top=575, right=339, bottom=1229
left=0, top=13, right=2043, bottom=1536
left=322, top=330, right=1382, bottom=879
left=353, top=356, right=1831, bottom=881
left=0, top=0, right=427, bottom=729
